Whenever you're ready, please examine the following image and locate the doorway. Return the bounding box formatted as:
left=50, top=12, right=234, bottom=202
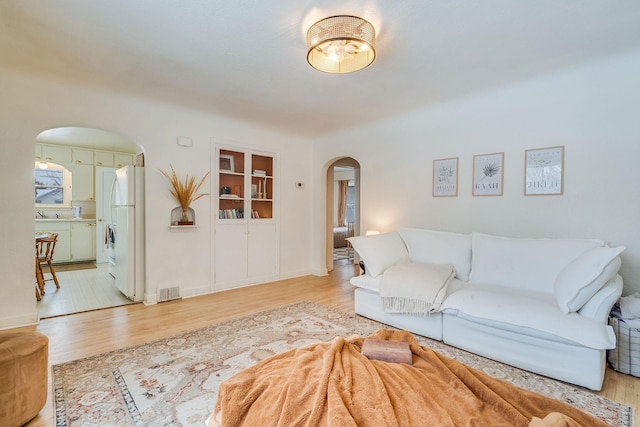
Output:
left=34, top=126, right=142, bottom=318
left=326, top=158, right=360, bottom=272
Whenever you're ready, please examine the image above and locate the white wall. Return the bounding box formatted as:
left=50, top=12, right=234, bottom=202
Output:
left=0, top=68, right=313, bottom=329
left=312, top=49, right=640, bottom=295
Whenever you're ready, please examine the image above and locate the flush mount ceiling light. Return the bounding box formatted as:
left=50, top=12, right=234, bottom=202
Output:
left=306, top=15, right=376, bottom=74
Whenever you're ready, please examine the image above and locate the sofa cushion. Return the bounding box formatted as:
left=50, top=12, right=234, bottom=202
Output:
left=441, top=285, right=616, bottom=349
left=554, top=246, right=624, bottom=314
left=349, top=274, right=383, bottom=292
left=397, top=228, right=472, bottom=281
left=348, top=232, right=409, bottom=278
left=469, top=233, right=604, bottom=293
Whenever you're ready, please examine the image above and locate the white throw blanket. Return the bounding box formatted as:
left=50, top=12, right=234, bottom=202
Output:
left=380, top=262, right=455, bottom=315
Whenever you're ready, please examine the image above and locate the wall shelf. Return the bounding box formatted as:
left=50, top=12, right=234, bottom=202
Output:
left=169, top=225, right=197, bottom=232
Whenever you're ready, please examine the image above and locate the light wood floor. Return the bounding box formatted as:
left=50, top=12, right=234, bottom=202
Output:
left=10, top=260, right=639, bottom=427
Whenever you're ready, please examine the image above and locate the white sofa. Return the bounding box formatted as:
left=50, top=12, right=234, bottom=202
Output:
left=348, top=228, right=625, bottom=390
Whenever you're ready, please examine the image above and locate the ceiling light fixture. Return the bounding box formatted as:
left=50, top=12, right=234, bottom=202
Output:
left=306, top=15, right=376, bottom=74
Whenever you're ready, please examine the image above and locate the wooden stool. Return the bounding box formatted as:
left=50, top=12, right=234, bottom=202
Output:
left=0, top=332, right=49, bottom=427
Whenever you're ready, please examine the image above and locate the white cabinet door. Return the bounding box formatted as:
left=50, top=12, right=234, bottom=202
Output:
left=72, top=163, right=95, bottom=201
left=42, top=144, right=72, bottom=168
left=214, top=223, right=248, bottom=289
left=94, top=151, right=114, bottom=167
left=71, top=222, right=96, bottom=261
left=72, top=148, right=94, bottom=165
left=35, top=222, right=71, bottom=263
left=247, top=223, right=278, bottom=279
left=95, top=167, right=116, bottom=263
left=114, top=153, right=134, bottom=168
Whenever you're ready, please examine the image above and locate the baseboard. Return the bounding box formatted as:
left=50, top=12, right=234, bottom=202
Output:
left=310, top=268, right=329, bottom=276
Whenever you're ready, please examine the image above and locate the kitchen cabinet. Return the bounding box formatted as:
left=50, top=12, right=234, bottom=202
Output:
left=71, top=222, right=96, bottom=261
left=35, top=222, right=71, bottom=263
left=94, top=151, right=114, bottom=167
left=42, top=144, right=72, bottom=168
left=72, top=148, right=94, bottom=165
left=214, top=146, right=278, bottom=290
left=35, top=220, right=96, bottom=262
left=72, top=163, right=95, bottom=201
left=114, top=153, right=134, bottom=168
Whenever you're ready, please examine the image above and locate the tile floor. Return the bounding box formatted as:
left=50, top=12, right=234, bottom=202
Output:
left=37, top=263, right=135, bottom=318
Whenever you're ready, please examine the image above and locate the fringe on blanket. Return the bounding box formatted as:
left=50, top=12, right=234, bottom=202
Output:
left=380, top=297, right=439, bottom=316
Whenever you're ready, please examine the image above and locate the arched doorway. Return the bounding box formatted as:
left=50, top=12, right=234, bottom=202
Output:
left=325, top=157, right=360, bottom=272
left=34, top=126, right=143, bottom=317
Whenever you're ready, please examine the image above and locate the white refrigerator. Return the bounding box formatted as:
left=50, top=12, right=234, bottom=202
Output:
left=110, top=165, right=145, bottom=301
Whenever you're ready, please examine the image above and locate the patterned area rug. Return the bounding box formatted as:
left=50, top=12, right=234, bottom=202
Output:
left=52, top=301, right=633, bottom=427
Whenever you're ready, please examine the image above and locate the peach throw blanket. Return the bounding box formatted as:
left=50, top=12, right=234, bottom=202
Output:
left=212, top=330, right=607, bottom=427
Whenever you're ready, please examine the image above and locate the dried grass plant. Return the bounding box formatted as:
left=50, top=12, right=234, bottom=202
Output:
left=159, top=165, right=210, bottom=210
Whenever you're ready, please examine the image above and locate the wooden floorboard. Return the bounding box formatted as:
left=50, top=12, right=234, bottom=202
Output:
left=9, top=260, right=639, bottom=427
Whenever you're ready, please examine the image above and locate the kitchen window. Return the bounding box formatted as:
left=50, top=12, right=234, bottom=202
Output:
left=35, top=162, right=72, bottom=207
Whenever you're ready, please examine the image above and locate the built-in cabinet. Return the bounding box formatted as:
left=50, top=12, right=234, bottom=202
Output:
left=35, top=144, right=73, bottom=165
left=35, top=221, right=71, bottom=263
left=70, top=222, right=96, bottom=261
left=95, top=150, right=134, bottom=168
left=94, top=150, right=114, bottom=167
left=114, top=153, right=133, bottom=168
left=35, top=220, right=96, bottom=263
left=72, top=164, right=95, bottom=201
left=214, top=146, right=278, bottom=290
left=72, top=148, right=94, bottom=165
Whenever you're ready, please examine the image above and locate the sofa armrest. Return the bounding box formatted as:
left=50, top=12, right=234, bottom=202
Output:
left=578, top=275, right=623, bottom=323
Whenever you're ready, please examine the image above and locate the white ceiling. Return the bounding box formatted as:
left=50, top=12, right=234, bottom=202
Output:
left=2, top=1, right=640, bottom=139
left=35, top=127, right=140, bottom=153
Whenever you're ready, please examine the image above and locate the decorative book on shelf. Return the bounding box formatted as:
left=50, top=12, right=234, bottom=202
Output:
left=219, top=208, right=244, bottom=219
left=361, top=339, right=412, bottom=364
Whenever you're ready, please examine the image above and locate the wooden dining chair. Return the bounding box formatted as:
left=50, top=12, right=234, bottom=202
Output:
left=35, top=233, right=60, bottom=298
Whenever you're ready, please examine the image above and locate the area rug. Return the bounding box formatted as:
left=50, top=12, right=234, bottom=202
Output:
left=52, top=301, right=634, bottom=427
left=333, top=247, right=354, bottom=261
left=44, top=262, right=97, bottom=272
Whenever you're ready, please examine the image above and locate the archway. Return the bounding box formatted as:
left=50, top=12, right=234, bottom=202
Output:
left=325, top=157, right=361, bottom=272
left=34, top=126, right=144, bottom=317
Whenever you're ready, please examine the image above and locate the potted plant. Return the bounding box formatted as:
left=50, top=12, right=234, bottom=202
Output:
left=159, top=165, right=210, bottom=225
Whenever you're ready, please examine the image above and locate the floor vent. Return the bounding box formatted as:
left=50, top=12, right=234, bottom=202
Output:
left=157, top=286, right=181, bottom=302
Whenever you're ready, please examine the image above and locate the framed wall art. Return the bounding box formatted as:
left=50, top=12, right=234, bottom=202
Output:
left=219, top=154, right=235, bottom=172
left=473, top=152, right=504, bottom=196
left=432, top=157, right=458, bottom=197
left=525, top=146, right=564, bottom=195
